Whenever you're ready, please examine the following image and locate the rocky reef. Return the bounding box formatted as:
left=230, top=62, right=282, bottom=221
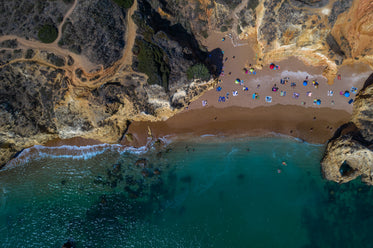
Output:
left=322, top=74, right=373, bottom=184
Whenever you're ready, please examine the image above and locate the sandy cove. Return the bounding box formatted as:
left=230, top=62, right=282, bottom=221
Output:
left=43, top=32, right=372, bottom=149
left=122, top=33, right=371, bottom=147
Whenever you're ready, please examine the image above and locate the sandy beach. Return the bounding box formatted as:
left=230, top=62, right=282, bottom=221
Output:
left=121, top=32, right=371, bottom=147
left=188, top=32, right=371, bottom=113
left=122, top=105, right=350, bottom=146
left=43, top=32, right=371, bottom=149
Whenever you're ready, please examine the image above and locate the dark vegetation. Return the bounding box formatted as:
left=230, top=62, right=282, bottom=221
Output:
left=217, top=0, right=241, bottom=9
left=0, top=63, right=68, bottom=137
left=38, top=24, right=58, bottom=43
left=248, top=0, right=259, bottom=10
left=25, top=49, right=35, bottom=59
left=113, top=0, right=134, bottom=8
left=220, top=26, right=228, bottom=32
left=187, top=64, right=210, bottom=81
left=133, top=38, right=170, bottom=89
left=0, top=39, right=18, bottom=49
left=47, top=53, right=66, bottom=67
left=58, top=0, right=126, bottom=68
left=131, top=0, right=222, bottom=90
left=0, top=0, right=67, bottom=40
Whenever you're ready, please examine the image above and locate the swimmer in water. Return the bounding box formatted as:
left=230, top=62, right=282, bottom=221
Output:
left=277, top=169, right=282, bottom=174
left=282, top=161, right=287, bottom=166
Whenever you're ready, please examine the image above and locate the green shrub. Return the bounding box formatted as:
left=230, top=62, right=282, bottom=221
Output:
left=135, top=39, right=169, bottom=90
left=201, top=30, right=209, bottom=39
left=187, top=64, right=210, bottom=81
left=113, top=0, right=134, bottom=8
left=248, top=0, right=259, bottom=10
left=38, top=24, right=58, bottom=43
left=220, top=26, right=228, bottom=32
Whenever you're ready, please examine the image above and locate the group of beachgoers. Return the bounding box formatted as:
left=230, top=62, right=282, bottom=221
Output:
left=202, top=59, right=358, bottom=107
left=199, top=36, right=358, bottom=108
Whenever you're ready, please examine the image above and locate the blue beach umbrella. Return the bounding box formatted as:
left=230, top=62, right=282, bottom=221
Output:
left=217, top=86, right=222, bottom=92
left=344, top=91, right=350, bottom=97
left=316, top=99, right=321, bottom=105
left=303, top=81, right=308, bottom=86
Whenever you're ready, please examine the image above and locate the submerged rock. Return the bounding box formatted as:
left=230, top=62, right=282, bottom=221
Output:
left=321, top=74, right=373, bottom=185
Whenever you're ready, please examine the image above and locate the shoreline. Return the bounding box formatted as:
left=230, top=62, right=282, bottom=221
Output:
left=122, top=104, right=351, bottom=147
left=2, top=104, right=350, bottom=169
left=37, top=104, right=351, bottom=148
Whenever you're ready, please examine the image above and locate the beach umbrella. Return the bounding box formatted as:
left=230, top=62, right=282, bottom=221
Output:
left=235, top=78, right=240, bottom=84
left=303, top=81, right=308, bottom=86
left=344, top=91, right=350, bottom=97
left=316, top=99, right=321, bottom=105
left=217, top=86, right=222, bottom=92
left=249, top=68, right=254, bottom=72
left=269, top=63, right=275, bottom=69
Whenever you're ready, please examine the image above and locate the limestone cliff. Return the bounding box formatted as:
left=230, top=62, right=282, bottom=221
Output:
left=145, top=0, right=373, bottom=81
left=0, top=0, right=218, bottom=167
left=321, top=74, right=373, bottom=184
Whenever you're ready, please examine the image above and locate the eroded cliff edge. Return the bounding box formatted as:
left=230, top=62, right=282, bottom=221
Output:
left=322, top=74, right=373, bottom=184
left=0, top=0, right=220, bottom=167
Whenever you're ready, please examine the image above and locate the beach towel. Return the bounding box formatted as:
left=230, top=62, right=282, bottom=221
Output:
left=280, top=91, right=286, bottom=96
left=307, top=91, right=312, bottom=97
left=351, top=87, right=357, bottom=94
left=265, top=96, right=272, bottom=103
left=252, top=93, right=259, bottom=99
left=293, top=93, right=300, bottom=99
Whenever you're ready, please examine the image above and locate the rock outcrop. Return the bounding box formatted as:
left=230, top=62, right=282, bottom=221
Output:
left=321, top=74, right=373, bottom=184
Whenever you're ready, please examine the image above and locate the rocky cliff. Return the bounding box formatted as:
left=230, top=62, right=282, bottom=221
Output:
left=0, top=0, right=372, bottom=168
left=0, top=0, right=219, bottom=167
left=321, top=74, right=373, bottom=184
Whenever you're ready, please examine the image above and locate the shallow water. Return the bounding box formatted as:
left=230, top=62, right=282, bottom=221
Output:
left=1, top=137, right=373, bottom=248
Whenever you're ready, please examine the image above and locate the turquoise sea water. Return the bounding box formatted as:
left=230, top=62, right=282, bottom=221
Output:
left=1, top=137, right=373, bottom=248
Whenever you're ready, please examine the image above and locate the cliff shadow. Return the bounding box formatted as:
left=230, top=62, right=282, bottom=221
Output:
left=206, top=48, right=223, bottom=78
left=136, top=0, right=223, bottom=78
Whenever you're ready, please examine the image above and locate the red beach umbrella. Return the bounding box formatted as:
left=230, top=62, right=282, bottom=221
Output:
left=269, top=63, right=275, bottom=70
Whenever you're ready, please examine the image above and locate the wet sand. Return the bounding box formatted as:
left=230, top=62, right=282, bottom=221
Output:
left=123, top=105, right=351, bottom=146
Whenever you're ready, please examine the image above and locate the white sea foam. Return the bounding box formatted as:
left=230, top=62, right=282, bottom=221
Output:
left=1, top=144, right=148, bottom=171
left=200, top=134, right=216, bottom=137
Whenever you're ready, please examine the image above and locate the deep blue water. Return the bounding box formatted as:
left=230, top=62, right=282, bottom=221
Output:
left=1, top=137, right=373, bottom=248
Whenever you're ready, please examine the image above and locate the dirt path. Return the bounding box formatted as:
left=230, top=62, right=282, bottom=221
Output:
left=93, top=0, right=149, bottom=84
left=0, top=35, right=99, bottom=73
left=0, top=0, right=144, bottom=86
left=53, top=0, right=78, bottom=46
left=120, top=0, right=138, bottom=69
